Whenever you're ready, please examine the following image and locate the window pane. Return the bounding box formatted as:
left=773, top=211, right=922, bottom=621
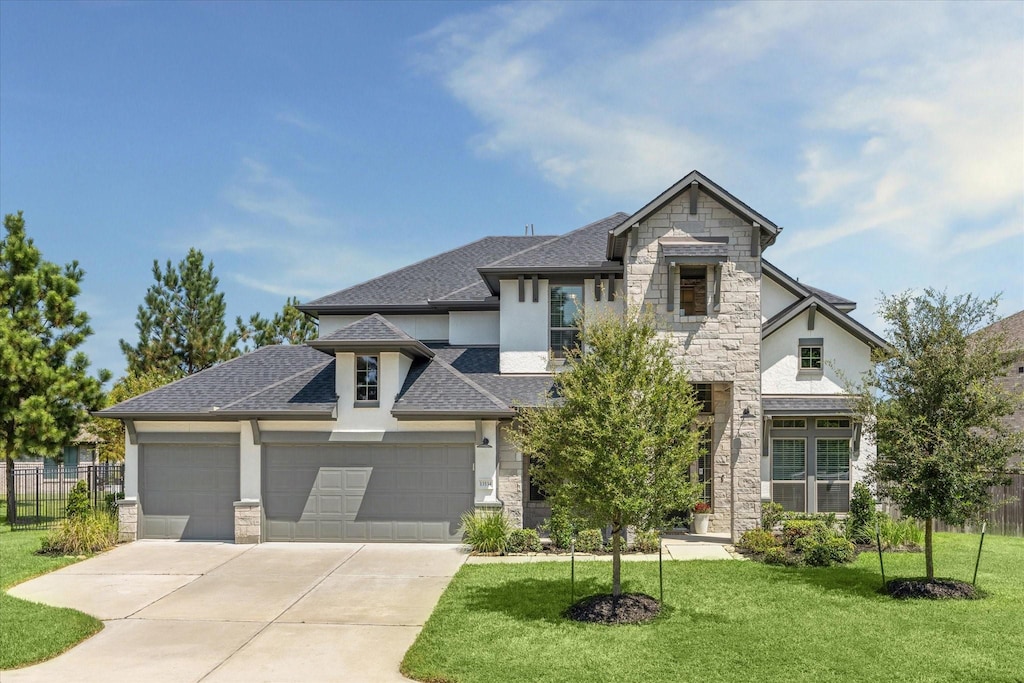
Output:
left=773, top=483, right=805, bottom=512
left=692, top=383, right=713, bottom=414
left=679, top=269, right=707, bottom=316
left=816, top=440, right=850, bottom=480
left=550, top=285, right=583, bottom=328
left=775, top=419, right=806, bottom=429
left=549, top=329, right=580, bottom=358
left=800, top=346, right=822, bottom=369
left=356, top=355, right=378, bottom=401
left=816, top=418, right=850, bottom=429
left=696, top=427, right=713, bottom=504
left=817, top=482, right=850, bottom=513
left=772, top=440, right=805, bottom=480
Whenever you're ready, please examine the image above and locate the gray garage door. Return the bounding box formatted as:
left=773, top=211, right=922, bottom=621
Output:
left=140, top=444, right=239, bottom=540
left=263, top=443, right=474, bottom=542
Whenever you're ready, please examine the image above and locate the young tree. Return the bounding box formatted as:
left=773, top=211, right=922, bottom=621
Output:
left=855, top=290, right=1023, bottom=580
left=1, top=212, right=109, bottom=523
left=90, top=370, right=176, bottom=462
left=120, top=248, right=238, bottom=376
left=235, top=296, right=317, bottom=351
left=511, top=306, right=703, bottom=599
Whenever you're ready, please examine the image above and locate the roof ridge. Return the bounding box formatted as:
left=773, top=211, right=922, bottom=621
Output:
left=417, top=355, right=510, bottom=411
left=217, top=356, right=333, bottom=411
left=481, top=212, right=629, bottom=269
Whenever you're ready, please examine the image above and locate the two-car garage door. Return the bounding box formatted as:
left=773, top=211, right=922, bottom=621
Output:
left=263, top=443, right=474, bottom=542
left=138, top=440, right=474, bottom=542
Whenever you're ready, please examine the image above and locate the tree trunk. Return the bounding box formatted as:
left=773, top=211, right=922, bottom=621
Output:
left=924, top=516, right=934, bottom=581
left=5, top=452, right=16, bottom=525
left=611, top=516, right=622, bottom=599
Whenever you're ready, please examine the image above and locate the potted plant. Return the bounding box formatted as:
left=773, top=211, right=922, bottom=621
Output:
left=692, top=501, right=712, bottom=534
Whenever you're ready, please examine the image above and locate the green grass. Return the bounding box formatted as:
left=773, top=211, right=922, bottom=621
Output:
left=0, top=522, right=103, bottom=670
left=402, top=533, right=1024, bottom=683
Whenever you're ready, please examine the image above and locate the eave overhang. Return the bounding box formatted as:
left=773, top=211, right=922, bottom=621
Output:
left=762, top=295, right=890, bottom=351
left=306, top=338, right=435, bottom=359
left=476, top=264, right=624, bottom=296
left=390, top=409, right=517, bottom=421
left=90, top=409, right=337, bottom=421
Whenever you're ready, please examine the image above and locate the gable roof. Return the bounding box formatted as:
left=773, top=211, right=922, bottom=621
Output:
left=607, top=170, right=780, bottom=259
left=94, top=345, right=337, bottom=420
left=299, top=235, right=549, bottom=315
left=762, top=294, right=889, bottom=350
left=392, top=354, right=514, bottom=419
left=307, top=314, right=434, bottom=358
left=763, top=260, right=856, bottom=312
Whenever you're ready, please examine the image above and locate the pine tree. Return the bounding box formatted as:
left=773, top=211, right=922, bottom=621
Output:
left=1, top=212, right=109, bottom=523
left=120, top=248, right=238, bottom=376
left=236, top=296, right=317, bottom=351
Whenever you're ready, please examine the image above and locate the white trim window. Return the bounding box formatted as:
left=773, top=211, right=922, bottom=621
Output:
left=799, top=346, right=822, bottom=371
left=815, top=438, right=851, bottom=513
left=355, top=355, right=379, bottom=403
left=549, top=284, right=583, bottom=359
left=772, top=438, right=806, bottom=512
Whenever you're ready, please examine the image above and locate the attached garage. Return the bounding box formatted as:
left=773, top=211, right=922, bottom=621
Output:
left=263, top=442, right=474, bottom=542
left=139, top=442, right=240, bottom=540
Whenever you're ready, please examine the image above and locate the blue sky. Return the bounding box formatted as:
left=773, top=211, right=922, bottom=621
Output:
left=2, top=1, right=1022, bottom=381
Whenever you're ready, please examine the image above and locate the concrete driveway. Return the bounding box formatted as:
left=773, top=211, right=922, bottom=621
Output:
left=6, top=541, right=467, bottom=683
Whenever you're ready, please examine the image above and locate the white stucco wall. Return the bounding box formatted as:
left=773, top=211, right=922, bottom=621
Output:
left=761, top=310, right=872, bottom=394
left=583, top=277, right=625, bottom=318
left=499, top=278, right=549, bottom=373
left=450, top=311, right=500, bottom=345
left=239, top=420, right=261, bottom=501
left=319, top=314, right=450, bottom=341
left=761, top=275, right=798, bottom=322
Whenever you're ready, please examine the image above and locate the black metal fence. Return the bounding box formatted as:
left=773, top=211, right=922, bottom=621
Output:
left=1, top=464, right=124, bottom=529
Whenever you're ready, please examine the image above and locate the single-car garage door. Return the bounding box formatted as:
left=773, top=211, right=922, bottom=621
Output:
left=263, top=443, right=474, bottom=542
left=140, top=444, right=239, bottom=540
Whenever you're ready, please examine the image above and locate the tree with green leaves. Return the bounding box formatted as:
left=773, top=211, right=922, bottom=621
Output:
left=235, top=296, right=317, bottom=351
left=854, top=290, right=1023, bottom=581
left=90, top=369, right=176, bottom=462
left=511, top=306, right=703, bottom=599
left=120, top=248, right=238, bottom=376
left=1, top=212, right=109, bottom=523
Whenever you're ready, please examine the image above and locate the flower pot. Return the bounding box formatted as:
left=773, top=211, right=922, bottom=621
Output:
left=693, top=513, right=710, bottom=534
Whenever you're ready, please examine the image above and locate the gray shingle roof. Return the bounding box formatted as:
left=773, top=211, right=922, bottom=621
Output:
left=805, top=285, right=856, bottom=308
left=661, top=242, right=730, bottom=259
left=763, top=395, right=856, bottom=415
left=428, top=345, right=558, bottom=408
left=315, top=313, right=415, bottom=343
left=481, top=213, right=629, bottom=270
left=392, top=356, right=513, bottom=417
left=301, top=235, right=550, bottom=310
left=95, top=345, right=336, bottom=418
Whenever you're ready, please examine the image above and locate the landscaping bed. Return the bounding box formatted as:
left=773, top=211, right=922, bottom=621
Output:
left=402, top=532, right=1023, bottom=683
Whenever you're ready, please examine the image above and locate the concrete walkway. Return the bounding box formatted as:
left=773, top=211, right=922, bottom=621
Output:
left=6, top=541, right=467, bottom=683
left=465, top=533, right=739, bottom=564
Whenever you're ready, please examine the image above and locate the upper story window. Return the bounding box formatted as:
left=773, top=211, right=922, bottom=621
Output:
left=550, top=284, right=583, bottom=359
left=355, top=355, right=379, bottom=403
left=679, top=267, right=708, bottom=317
left=799, top=338, right=823, bottom=372
left=692, top=383, right=713, bottom=415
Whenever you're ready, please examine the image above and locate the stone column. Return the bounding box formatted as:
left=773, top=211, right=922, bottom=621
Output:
left=496, top=422, right=523, bottom=527
left=234, top=501, right=261, bottom=544
left=116, top=498, right=138, bottom=542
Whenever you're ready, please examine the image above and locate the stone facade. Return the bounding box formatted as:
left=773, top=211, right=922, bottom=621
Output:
left=233, top=500, right=261, bottom=544
left=625, top=187, right=762, bottom=539
left=496, top=422, right=524, bottom=526
left=116, top=498, right=138, bottom=542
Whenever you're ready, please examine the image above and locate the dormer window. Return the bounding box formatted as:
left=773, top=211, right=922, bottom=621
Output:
left=550, top=284, right=583, bottom=359
left=356, top=355, right=379, bottom=403
left=679, top=267, right=708, bottom=317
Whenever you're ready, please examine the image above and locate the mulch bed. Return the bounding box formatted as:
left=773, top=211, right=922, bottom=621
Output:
left=564, top=593, right=661, bottom=625
left=886, top=578, right=982, bottom=600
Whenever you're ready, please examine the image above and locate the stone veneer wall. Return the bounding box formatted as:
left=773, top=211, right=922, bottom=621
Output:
left=233, top=501, right=261, bottom=544
left=496, top=422, right=523, bottom=527
left=116, top=498, right=138, bottom=542
left=626, top=186, right=762, bottom=539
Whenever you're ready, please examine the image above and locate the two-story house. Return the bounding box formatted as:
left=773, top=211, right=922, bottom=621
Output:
left=98, top=171, right=887, bottom=544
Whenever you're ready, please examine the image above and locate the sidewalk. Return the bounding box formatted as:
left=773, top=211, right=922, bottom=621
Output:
left=465, top=532, right=741, bottom=564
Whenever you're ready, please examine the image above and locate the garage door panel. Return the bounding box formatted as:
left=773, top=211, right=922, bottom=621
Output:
left=264, top=443, right=473, bottom=542
left=140, top=444, right=238, bottom=541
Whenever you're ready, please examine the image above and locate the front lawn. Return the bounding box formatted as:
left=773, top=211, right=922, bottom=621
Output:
left=0, top=523, right=103, bottom=670
left=403, top=533, right=1024, bottom=683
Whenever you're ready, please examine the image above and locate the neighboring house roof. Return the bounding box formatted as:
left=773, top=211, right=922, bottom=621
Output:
left=763, top=395, right=857, bottom=415
left=298, top=235, right=550, bottom=315
left=308, top=313, right=434, bottom=358
left=980, top=310, right=1024, bottom=351
left=762, top=294, right=890, bottom=350
left=93, top=345, right=337, bottom=420
left=607, top=170, right=781, bottom=259
left=763, top=260, right=856, bottom=312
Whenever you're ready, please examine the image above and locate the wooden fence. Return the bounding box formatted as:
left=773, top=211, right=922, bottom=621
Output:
left=934, top=473, right=1024, bottom=537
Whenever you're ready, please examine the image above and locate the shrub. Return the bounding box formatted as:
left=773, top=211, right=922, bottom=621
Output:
left=104, top=492, right=124, bottom=516
left=41, top=508, right=118, bottom=555
left=878, top=515, right=924, bottom=549
left=782, top=520, right=828, bottom=545
left=460, top=510, right=512, bottom=554
left=506, top=527, right=542, bottom=553
left=782, top=511, right=838, bottom=530
left=632, top=528, right=661, bottom=553
left=762, top=546, right=790, bottom=565
left=846, top=482, right=877, bottom=543
left=539, top=506, right=579, bottom=550
left=737, top=528, right=782, bottom=554
left=761, top=502, right=784, bottom=531
left=575, top=528, right=604, bottom=553
left=65, top=480, right=91, bottom=519
left=803, top=535, right=857, bottom=567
